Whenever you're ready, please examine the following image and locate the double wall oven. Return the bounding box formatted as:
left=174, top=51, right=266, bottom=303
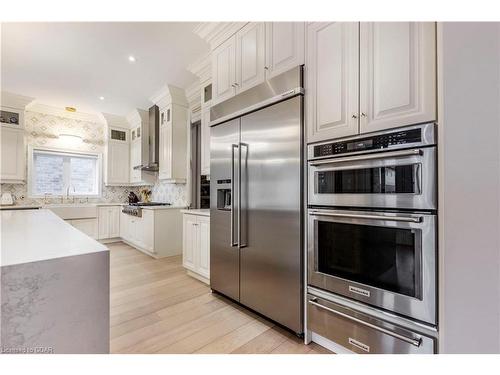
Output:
left=307, top=123, right=438, bottom=353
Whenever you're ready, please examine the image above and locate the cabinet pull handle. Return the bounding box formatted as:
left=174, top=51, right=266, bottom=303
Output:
left=234, top=83, right=239, bottom=87
left=351, top=114, right=358, bottom=119
left=361, top=112, right=367, bottom=117
left=264, top=66, right=269, bottom=70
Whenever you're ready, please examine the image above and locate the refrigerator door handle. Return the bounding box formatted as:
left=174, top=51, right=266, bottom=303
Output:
left=231, top=144, right=239, bottom=247
left=239, top=142, right=248, bottom=248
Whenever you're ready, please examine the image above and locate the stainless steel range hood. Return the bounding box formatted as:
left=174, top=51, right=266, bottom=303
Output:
left=131, top=105, right=159, bottom=172
left=141, top=105, right=159, bottom=172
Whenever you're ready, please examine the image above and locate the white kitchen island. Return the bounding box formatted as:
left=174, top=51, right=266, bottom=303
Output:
left=0, top=209, right=109, bottom=354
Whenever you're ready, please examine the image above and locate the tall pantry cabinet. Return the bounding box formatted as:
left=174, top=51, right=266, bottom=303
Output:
left=306, top=22, right=436, bottom=143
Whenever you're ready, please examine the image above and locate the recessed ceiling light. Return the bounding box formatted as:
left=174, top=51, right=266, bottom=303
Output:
left=65, top=107, right=76, bottom=112
left=128, top=55, right=136, bottom=63
left=99, top=96, right=105, bottom=101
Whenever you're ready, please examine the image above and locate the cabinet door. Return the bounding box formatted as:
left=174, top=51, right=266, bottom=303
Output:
left=265, top=22, right=305, bottom=79
left=1, top=128, right=25, bottom=182
left=130, top=140, right=141, bottom=183
left=98, top=207, right=109, bottom=239
left=359, top=22, right=436, bottom=133
left=306, top=22, right=360, bottom=143
left=212, top=36, right=237, bottom=105
left=197, top=216, right=210, bottom=279
left=129, top=217, right=139, bottom=246
left=236, top=22, right=266, bottom=93
left=120, top=212, right=130, bottom=241
left=158, top=114, right=172, bottom=180
left=107, top=141, right=129, bottom=184
left=108, top=207, right=120, bottom=238
left=141, top=210, right=154, bottom=252
left=200, top=107, right=211, bottom=176
left=182, top=215, right=197, bottom=271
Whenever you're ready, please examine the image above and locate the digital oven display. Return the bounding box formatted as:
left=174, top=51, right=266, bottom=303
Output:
left=347, top=139, right=373, bottom=151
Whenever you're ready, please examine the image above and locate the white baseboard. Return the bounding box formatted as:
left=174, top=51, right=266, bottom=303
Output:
left=186, top=270, right=210, bottom=285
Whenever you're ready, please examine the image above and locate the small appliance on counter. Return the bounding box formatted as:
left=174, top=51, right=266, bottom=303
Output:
left=1, top=192, right=14, bottom=206
left=128, top=192, right=139, bottom=204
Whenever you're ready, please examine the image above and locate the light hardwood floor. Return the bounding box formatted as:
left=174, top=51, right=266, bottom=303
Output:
left=109, top=241, right=331, bottom=354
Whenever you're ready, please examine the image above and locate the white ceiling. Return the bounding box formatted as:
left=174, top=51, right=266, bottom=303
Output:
left=1, top=22, right=209, bottom=116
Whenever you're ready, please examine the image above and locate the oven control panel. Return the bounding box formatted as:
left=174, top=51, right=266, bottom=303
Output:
left=313, top=128, right=422, bottom=158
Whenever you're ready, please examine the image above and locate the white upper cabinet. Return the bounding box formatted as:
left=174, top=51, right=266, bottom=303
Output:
left=105, top=127, right=129, bottom=185
left=359, top=22, right=436, bottom=133
left=212, top=36, right=237, bottom=105
left=235, top=22, right=266, bottom=92
left=0, top=127, right=25, bottom=183
left=129, top=135, right=142, bottom=183
left=158, top=105, right=172, bottom=180
left=157, top=103, right=187, bottom=183
left=211, top=22, right=266, bottom=105
left=306, top=22, right=360, bottom=143
left=306, top=22, right=436, bottom=143
left=265, top=22, right=305, bottom=79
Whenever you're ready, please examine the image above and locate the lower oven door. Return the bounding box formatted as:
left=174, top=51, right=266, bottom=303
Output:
left=308, top=147, right=436, bottom=210
left=308, top=209, right=436, bottom=325
left=307, top=294, right=435, bottom=354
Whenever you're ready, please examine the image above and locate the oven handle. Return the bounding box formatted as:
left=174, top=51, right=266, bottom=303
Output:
left=308, top=298, right=422, bottom=347
left=309, top=149, right=423, bottom=166
left=308, top=210, right=423, bottom=223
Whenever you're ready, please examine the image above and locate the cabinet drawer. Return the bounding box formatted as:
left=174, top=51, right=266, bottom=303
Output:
left=307, top=295, right=435, bottom=354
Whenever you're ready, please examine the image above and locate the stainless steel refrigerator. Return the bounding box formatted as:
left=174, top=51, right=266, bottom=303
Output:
left=209, top=66, right=304, bottom=334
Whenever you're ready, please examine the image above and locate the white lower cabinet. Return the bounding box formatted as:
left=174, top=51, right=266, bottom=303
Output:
left=98, top=206, right=121, bottom=240
left=120, top=208, right=183, bottom=258
left=67, top=218, right=98, bottom=239
left=182, top=212, right=210, bottom=282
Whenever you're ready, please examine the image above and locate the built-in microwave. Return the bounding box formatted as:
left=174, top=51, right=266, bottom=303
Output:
left=308, top=123, right=436, bottom=210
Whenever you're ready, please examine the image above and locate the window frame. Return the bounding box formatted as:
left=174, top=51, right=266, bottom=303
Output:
left=27, top=145, right=103, bottom=198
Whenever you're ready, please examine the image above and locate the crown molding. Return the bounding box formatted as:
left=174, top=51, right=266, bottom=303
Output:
left=1, top=91, right=35, bottom=110
left=102, top=112, right=129, bottom=129
left=26, top=102, right=105, bottom=124
left=126, top=109, right=149, bottom=127
left=149, top=84, right=188, bottom=109
left=193, top=22, right=248, bottom=50
left=187, top=52, right=211, bottom=82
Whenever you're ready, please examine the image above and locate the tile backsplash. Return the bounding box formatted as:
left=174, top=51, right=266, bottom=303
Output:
left=1, top=110, right=187, bottom=207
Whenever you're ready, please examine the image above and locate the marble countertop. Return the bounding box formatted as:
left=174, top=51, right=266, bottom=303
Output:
left=180, top=209, right=210, bottom=217
left=1, top=209, right=108, bottom=267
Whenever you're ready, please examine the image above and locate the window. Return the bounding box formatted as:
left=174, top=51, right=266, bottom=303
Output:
left=29, top=148, right=101, bottom=197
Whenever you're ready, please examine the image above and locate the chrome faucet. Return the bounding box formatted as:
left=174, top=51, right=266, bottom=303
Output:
left=66, top=186, right=76, bottom=203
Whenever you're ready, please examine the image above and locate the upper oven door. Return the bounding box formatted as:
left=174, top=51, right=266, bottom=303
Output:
left=307, top=208, right=437, bottom=325
left=308, top=147, right=436, bottom=210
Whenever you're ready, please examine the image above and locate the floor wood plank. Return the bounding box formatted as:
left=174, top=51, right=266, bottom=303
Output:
left=109, top=242, right=332, bottom=354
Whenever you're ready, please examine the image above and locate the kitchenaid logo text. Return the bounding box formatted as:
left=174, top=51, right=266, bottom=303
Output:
left=349, top=338, right=370, bottom=352
left=349, top=285, right=371, bottom=297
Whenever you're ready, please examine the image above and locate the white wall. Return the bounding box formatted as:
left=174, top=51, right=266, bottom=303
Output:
left=438, top=22, right=500, bottom=353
